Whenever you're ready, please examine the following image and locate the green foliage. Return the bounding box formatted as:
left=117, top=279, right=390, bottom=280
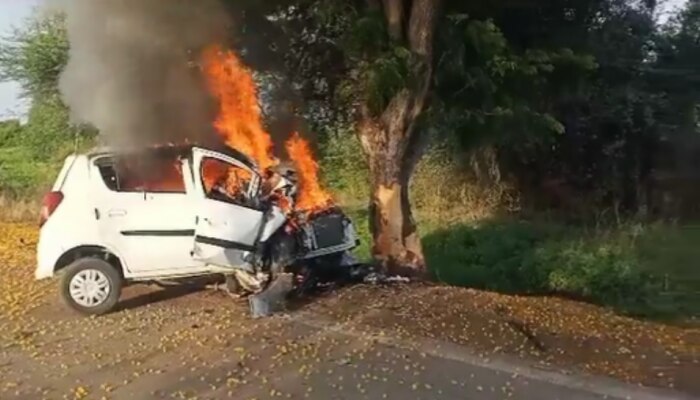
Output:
left=425, top=221, right=553, bottom=291
left=344, top=10, right=387, bottom=57
left=319, top=127, right=370, bottom=201
left=344, top=207, right=372, bottom=261
left=0, top=145, right=58, bottom=196
left=424, top=220, right=699, bottom=318
left=0, top=11, right=68, bottom=98
left=433, top=16, right=596, bottom=151
left=634, top=224, right=700, bottom=317
left=0, top=119, right=23, bottom=146
left=0, top=98, right=92, bottom=197
left=362, top=46, right=414, bottom=115
left=0, top=10, right=93, bottom=198
left=540, top=241, right=653, bottom=306
left=23, top=97, right=74, bottom=156
left=337, top=10, right=416, bottom=116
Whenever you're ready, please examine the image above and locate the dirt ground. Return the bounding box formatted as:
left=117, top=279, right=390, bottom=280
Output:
left=1, top=222, right=699, bottom=399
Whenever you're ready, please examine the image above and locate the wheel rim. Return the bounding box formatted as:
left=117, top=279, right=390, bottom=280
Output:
left=69, top=269, right=111, bottom=308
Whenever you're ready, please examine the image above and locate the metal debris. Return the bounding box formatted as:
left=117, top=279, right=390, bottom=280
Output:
left=248, top=273, right=293, bottom=318
left=362, top=272, right=411, bottom=285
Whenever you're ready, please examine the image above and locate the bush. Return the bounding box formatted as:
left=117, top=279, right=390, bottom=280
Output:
left=425, top=221, right=552, bottom=290
left=537, top=240, right=655, bottom=306
left=424, top=220, right=664, bottom=315
left=0, top=146, right=58, bottom=195
left=319, top=129, right=370, bottom=204
left=0, top=98, right=95, bottom=199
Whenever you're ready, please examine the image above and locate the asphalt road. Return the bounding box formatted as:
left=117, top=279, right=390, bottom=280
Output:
left=102, top=315, right=693, bottom=400
left=7, top=312, right=683, bottom=400
left=1, top=284, right=696, bottom=400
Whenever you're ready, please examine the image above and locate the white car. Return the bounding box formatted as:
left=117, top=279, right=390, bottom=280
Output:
left=36, top=144, right=358, bottom=315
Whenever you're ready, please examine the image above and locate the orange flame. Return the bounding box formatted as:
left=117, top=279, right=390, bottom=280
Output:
left=201, top=44, right=334, bottom=215
left=201, top=158, right=252, bottom=197
left=285, top=132, right=333, bottom=212
left=202, top=44, right=277, bottom=171
left=117, top=158, right=186, bottom=193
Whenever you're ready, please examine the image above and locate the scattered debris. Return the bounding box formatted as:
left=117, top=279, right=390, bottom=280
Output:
left=363, top=273, right=411, bottom=285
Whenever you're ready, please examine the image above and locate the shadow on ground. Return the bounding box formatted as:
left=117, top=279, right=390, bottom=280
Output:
left=114, top=283, right=208, bottom=312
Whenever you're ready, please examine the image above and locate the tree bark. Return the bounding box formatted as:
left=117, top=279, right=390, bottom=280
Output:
left=382, top=0, right=404, bottom=40
left=357, top=0, right=440, bottom=277
left=359, top=111, right=425, bottom=276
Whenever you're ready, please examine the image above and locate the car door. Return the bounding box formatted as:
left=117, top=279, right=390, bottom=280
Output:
left=190, top=148, right=266, bottom=272
left=91, top=155, right=204, bottom=277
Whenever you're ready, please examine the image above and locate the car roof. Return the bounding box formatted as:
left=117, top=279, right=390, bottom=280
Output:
left=87, top=143, right=258, bottom=171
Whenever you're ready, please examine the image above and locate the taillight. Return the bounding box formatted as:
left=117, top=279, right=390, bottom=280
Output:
left=40, top=191, right=64, bottom=227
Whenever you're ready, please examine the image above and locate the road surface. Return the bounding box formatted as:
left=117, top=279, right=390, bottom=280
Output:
left=1, top=286, right=693, bottom=400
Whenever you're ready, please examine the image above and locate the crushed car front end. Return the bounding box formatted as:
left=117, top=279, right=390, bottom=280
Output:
left=296, top=209, right=359, bottom=260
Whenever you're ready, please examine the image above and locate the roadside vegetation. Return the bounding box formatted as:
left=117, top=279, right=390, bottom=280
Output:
left=323, top=134, right=700, bottom=321
left=1, top=2, right=698, bottom=321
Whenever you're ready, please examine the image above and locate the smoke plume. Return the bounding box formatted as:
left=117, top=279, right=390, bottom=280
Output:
left=57, top=0, right=230, bottom=150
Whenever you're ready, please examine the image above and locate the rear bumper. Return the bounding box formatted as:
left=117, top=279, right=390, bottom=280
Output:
left=35, top=234, right=64, bottom=280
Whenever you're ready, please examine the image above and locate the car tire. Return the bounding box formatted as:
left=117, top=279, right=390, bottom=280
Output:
left=59, top=258, right=122, bottom=316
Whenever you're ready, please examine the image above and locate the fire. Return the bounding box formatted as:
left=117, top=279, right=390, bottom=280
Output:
left=201, top=158, right=252, bottom=197
left=117, top=156, right=186, bottom=193
left=201, top=45, right=277, bottom=171
left=285, top=132, right=333, bottom=212
left=201, top=44, right=333, bottom=215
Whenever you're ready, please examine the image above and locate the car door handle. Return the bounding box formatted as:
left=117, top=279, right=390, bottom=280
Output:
left=108, top=209, right=127, bottom=217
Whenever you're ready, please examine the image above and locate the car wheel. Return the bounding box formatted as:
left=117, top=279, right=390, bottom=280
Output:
left=59, top=258, right=122, bottom=316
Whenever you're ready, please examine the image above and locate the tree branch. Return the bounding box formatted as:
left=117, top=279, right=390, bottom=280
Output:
left=408, top=0, right=441, bottom=57
left=382, top=0, right=405, bottom=41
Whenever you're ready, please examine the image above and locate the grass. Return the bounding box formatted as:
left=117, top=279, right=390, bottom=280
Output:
left=424, top=221, right=645, bottom=313
left=635, top=224, right=700, bottom=318
left=345, top=204, right=699, bottom=320
left=0, top=144, right=60, bottom=223
left=0, top=195, right=40, bottom=223
left=0, top=146, right=58, bottom=197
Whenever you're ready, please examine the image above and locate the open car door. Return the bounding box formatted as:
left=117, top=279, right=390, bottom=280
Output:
left=191, top=148, right=265, bottom=272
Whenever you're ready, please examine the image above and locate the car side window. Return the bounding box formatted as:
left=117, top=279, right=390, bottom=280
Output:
left=96, top=156, right=187, bottom=194
left=200, top=157, right=257, bottom=208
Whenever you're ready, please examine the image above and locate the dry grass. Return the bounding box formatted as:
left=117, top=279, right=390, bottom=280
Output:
left=0, top=195, right=40, bottom=223
left=409, top=151, right=519, bottom=226
left=412, top=176, right=517, bottom=225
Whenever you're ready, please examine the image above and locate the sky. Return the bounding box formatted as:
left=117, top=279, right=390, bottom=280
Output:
left=0, top=0, right=691, bottom=121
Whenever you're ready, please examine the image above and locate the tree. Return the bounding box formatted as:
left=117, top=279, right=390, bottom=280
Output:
left=440, top=0, right=665, bottom=219
left=349, top=0, right=442, bottom=275
left=225, top=0, right=442, bottom=275
left=0, top=9, right=93, bottom=197
left=0, top=11, right=68, bottom=99
left=224, top=0, right=602, bottom=274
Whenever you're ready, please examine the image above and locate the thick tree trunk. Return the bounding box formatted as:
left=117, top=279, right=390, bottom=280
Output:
left=356, top=0, right=440, bottom=276
left=360, top=120, right=425, bottom=276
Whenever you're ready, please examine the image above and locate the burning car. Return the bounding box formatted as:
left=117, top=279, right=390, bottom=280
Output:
left=35, top=144, right=359, bottom=315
